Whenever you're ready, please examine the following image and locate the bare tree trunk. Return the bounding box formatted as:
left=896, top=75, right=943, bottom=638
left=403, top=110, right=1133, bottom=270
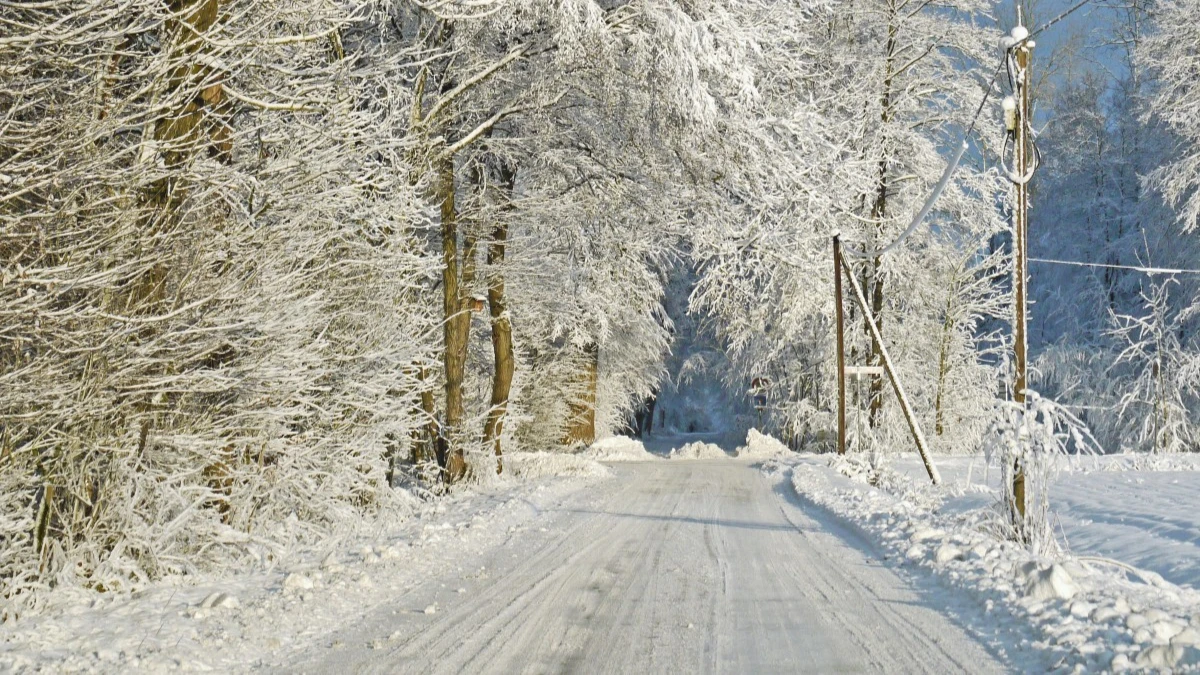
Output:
left=933, top=284, right=957, bottom=436
left=482, top=220, right=514, bottom=474
left=564, top=342, right=599, bottom=444
left=438, top=153, right=476, bottom=483
left=644, top=395, right=656, bottom=436
left=404, top=364, right=439, bottom=465
left=867, top=11, right=897, bottom=429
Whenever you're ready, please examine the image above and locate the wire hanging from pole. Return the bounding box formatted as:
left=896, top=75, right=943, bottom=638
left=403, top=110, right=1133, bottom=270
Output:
left=839, top=0, right=1098, bottom=262
left=1000, top=33, right=1041, bottom=187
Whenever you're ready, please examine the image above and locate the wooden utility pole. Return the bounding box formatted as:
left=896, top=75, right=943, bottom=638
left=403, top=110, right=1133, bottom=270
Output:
left=834, top=236, right=847, bottom=456
left=1011, top=29, right=1033, bottom=525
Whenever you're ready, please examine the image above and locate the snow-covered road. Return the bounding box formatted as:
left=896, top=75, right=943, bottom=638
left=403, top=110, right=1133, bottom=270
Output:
left=285, top=458, right=1003, bottom=674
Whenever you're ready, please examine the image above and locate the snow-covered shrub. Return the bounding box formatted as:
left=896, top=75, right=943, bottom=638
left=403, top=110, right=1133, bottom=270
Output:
left=1031, top=280, right=1200, bottom=455
left=982, top=392, right=1102, bottom=551
left=1106, top=280, right=1200, bottom=453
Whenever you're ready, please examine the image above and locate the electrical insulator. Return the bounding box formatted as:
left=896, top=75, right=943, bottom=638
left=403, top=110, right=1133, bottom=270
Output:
left=1002, top=96, right=1017, bottom=132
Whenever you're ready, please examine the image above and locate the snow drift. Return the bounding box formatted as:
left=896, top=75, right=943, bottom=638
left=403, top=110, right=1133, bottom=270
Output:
left=735, top=428, right=791, bottom=458
left=506, top=452, right=610, bottom=479
left=773, top=452, right=1200, bottom=672
left=581, top=436, right=660, bottom=462
left=667, top=441, right=729, bottom=460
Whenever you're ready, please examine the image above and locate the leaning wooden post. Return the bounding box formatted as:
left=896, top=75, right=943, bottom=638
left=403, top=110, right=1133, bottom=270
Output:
left=840, top=253, right=941, bottom=485
left=834, top=235, right=847, bottom=456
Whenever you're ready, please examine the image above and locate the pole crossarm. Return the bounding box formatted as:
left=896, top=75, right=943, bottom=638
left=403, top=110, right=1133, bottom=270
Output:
left=836, top=245, right=942, bottom=485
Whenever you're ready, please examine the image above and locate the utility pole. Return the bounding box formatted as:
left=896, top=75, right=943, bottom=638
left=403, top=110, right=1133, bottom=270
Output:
left=834, top=235, right=847, bottom=456
left=1009, top=22, right=1034, bottom=528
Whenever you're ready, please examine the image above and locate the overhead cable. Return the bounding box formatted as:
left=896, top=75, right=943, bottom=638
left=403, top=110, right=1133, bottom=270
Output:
left=841, top=0, right=1099, bottom=262
left=1029, top=257, right=1200, bottom=276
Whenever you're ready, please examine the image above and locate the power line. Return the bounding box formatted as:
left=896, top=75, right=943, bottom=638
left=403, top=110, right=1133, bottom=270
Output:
left=841, top=0, right=1099, bottom=262
left=842, top=54, right=1001, bottom=261
left=1027, top=255, right=1200, bottom=275
left=1028, top=0, right=1097, bottom=40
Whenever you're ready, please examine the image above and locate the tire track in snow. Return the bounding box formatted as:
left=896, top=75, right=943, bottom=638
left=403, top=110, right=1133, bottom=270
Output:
left=284, top=455, right=1007, bottom=674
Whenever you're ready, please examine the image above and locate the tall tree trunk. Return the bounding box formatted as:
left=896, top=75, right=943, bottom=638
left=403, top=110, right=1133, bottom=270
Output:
left=482, top=220, right=514, bottom=474
left=644, top=395, right=656, bottom=436
left=933, top=279, right=959, bottom=436
left=407, top=364, right=439, bottom=465
left=438, top=153, right=475, bottom=483
left=867, top=11, right=897, bottom=429
left=564, top=342, right=600, bottom=444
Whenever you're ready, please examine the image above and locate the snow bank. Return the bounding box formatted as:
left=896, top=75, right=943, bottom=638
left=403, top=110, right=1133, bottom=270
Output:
left=0, top=467, right=598, bottom=672
left=735, top=428, right=791, bottom=459
left=887, top=453, right=1200, bottom=591
left=771, top=455, right=1200, bottom=672
left=667, top=441, right=729, bottom=460
left=506, top=452, right=610, bottom=479
left=581, top=436, right=660, bottom=462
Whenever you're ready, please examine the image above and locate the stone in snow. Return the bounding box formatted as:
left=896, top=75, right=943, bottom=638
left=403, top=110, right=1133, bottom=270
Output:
left=199, top=592, right=239, bottom=610
left=1023, top=563, right=1078, bottom=602
left=283, top=572, right=314, bottom=592
left=934, top=545, right=963, bottom=565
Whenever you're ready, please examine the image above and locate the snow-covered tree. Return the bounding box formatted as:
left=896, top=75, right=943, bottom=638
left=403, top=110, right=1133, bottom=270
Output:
left=1, top=0, right=435, bottom=612
left=690, top=0, right=1009, bottom=451
left=1139, top=0, right=1200, bottom=232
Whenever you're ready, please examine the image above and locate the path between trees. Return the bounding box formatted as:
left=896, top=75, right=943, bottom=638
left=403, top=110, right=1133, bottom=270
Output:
left=283, top=448, right=1005, bottom=674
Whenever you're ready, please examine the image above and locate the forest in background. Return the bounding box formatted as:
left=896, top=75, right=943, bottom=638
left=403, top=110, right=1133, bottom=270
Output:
left=2, top=0, right=1199, bottom=615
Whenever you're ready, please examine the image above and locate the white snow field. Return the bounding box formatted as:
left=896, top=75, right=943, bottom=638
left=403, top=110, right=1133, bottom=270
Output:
left=780, top=452, right=1200, bottom=672
left=886, top=453, right=1200, bottom=591
left=0, top=436, right=1010, bottom=674
left=16, top=431, right=1199, bottom=674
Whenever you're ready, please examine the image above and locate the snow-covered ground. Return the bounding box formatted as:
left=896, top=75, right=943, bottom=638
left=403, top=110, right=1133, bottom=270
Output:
left=0, top=455, right=608, bottom=673
left=0, top=436, right=1006, bottom=674
left=886, top=453, right=1200, bottom=590
left=773, top=450, right=1200, bottom=672
left=7, top=430, right=1198, bottom=674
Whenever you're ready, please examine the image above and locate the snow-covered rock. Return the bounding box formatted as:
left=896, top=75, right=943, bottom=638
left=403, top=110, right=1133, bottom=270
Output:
left=735, top=429, right=790, bottom=458
left=668, top=441, right=728, bottom=460
left=1069, top=601, right=1094, bottom=619
left=1134, top=644, right=1184, bottom=670
left=1172, top=627, right=1200, bottom=648
left=911, top=527, right=945, bottom=543
left=934, top=545, right=964, bottom=565
left=1022, top=564, right=1078, bottom=602
left=582, top=436, right=659, bottom=462
left=283, top=573, right=314, bottom=593
left=199, top=592, right=239, bottom=610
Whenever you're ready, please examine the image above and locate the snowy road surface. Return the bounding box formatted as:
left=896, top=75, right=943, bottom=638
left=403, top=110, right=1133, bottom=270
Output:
left=284, top=459, right=1003, bottom=674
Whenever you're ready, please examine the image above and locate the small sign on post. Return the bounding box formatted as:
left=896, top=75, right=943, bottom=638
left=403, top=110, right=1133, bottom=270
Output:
left=750, top=377, right=770, bottom=427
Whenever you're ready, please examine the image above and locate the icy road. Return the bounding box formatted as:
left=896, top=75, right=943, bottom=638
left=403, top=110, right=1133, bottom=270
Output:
left=284, top=457, right=1004, bottom=674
